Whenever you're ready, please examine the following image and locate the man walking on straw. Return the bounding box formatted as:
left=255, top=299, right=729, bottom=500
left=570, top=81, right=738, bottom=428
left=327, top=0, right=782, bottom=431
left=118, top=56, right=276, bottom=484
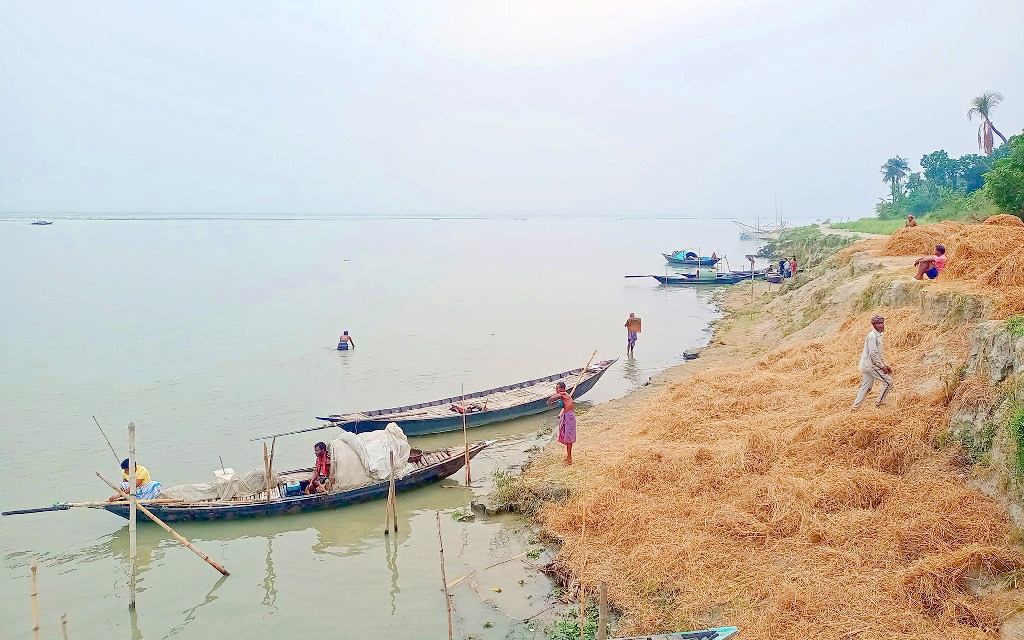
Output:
left=548, top=382, right=576, bottom=465
left=852, top=315, right=893, bottom=410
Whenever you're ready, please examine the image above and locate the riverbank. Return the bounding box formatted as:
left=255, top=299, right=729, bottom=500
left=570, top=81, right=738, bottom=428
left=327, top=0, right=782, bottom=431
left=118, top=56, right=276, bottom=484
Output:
left=507, top=221, right=1024, bottom=638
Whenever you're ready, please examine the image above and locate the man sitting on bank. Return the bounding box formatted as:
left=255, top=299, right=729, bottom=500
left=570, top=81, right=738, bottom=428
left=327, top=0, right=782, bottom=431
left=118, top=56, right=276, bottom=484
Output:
left=914, top=244, right=946, bottom=280
left=109, top=459, right=162, bottom=501
left=303, top=441, right=332, bottom=494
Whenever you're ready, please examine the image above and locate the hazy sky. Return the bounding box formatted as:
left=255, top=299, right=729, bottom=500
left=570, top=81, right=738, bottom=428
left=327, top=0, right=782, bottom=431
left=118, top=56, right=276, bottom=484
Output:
left=1, top=1, right=1022, bottom=218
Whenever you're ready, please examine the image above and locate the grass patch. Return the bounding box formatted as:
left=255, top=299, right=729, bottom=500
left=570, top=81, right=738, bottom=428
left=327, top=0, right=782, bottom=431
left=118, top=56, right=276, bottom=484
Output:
left=832, top=218, right=905, bottom=234
left=855, top=273, right=901, bottom=311
left=1007, top=315, right=1024, bottom=338
left=545, top=605, right=604, bottom=640
left=1010, top=402, right=1024, bottom=480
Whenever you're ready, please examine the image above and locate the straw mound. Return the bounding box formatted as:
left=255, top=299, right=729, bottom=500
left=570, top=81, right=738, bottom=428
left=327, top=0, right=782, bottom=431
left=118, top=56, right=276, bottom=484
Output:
left=882, top=221, right=966, bottom=256
left=528, top=291, right=1022, bottom=638
left=837, top=237, right=887, bottom=265
left=983, top=214, right=1024, bottom=227
left=944, top=225, right=1024, bottom=284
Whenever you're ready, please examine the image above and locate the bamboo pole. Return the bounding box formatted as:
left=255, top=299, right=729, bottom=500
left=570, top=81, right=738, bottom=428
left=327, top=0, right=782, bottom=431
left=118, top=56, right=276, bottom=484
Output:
left=3, top=499, right=183, bottom=516
left=263, top=442, right=270, bottom=503
left=568, top=350, right=598, bottom=396
left=436, top=511, right=453, bottom=640
left=384, top=451, right=395, bottom=535
left=128, top=422, right=137, bottom=609
left=96, top=473, right=230, bottom=576
left=61, top=613, right=69, bottom=640
left=597, top=582, right=608, bottom=640
left=462, top=384, right=470, bottom=485
left=30, top=558, right=40, bottom=640
left=389, top=451, right=397, bottom=533
left=268, top=437, right=276, bottom=499
left=93, top=416, right=120, bottom=464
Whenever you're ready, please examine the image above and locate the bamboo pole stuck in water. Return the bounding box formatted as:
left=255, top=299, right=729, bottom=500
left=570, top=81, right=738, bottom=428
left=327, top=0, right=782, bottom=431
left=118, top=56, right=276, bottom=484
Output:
left=389, top=451, right=397, bottom=533
left=128, top=421, right=137, bottom=609
left=96, top=473, right=230, bottom=577
left=462, top=384, right=470, bottom=485
left=30, top=558, right=40, bottom=640
left=61, top=613, right=69, bottom=640
left=597, top=581, right=608, bottom=640
left=436, top=511, right=453, bottom=640
left=263, top=442, right=270, bottom=504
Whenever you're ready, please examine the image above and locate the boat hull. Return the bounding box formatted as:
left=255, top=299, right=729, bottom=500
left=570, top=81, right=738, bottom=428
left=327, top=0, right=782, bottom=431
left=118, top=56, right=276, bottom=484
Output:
left=100, top=444, right=486, bottom=522
left=652, top=275, right=743, bottom=285
left=663, top=253, right=720, bottom=267
left=336, top=364, right=611, bottom=435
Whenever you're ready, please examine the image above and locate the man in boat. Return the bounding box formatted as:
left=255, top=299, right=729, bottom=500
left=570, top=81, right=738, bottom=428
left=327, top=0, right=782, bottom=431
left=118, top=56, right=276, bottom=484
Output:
left=337, top=331, right=355, bottom=351
left=852, top=315, right=893, bottom=410
left=547, top=382, right=576, bottom=465
left=624, top=312, right=641, bottom=357
left=109, top=459, right=162, bottom=501
left=303, top=441, right=332, bottom=494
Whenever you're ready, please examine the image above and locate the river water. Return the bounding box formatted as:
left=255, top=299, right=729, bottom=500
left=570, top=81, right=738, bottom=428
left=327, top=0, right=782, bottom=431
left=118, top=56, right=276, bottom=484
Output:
left=0, top=216, right=762, bottom=638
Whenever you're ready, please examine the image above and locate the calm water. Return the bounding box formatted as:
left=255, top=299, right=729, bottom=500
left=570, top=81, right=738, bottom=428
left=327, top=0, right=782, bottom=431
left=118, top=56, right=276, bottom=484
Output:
left=0, top=216, right=761, bottom=638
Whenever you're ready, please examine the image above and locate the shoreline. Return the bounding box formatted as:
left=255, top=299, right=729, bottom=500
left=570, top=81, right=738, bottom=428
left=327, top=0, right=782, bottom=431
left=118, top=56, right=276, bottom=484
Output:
left=504, top=224, right=1024, bottom=638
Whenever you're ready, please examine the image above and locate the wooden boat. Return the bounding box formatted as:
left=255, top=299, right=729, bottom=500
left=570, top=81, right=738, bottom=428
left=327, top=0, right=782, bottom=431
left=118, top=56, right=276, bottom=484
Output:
left=615, top=628, right=738, bottom=640
left=101, top=442, right=487, bottom=522
left=728, top=269, right=768, bottom=280
left=30, top=220, right=53, bottom=225
left=313, top=360, right=617, bottom=436
left=663, top=250, right=720, bottom=267
left=651, top=273, right=743, bottom=285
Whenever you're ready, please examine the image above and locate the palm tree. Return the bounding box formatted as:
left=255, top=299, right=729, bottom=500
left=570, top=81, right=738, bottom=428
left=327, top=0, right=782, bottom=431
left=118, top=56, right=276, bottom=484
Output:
left=880, top=156, right=910, bottom=203
left=967, top=91, right=1007, bottom=155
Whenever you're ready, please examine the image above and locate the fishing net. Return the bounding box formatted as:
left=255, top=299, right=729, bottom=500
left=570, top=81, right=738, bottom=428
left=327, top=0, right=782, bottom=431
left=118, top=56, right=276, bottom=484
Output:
left=328, top=422, right=412, bottom=491
left=518, top=270, right=1024, bottom=638
left=159, top=466, right=280, bottom=502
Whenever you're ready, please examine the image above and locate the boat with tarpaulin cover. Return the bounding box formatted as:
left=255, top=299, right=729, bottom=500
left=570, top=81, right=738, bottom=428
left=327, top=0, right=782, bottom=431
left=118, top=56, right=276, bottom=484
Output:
left=662, top=250, right=720, bottom=267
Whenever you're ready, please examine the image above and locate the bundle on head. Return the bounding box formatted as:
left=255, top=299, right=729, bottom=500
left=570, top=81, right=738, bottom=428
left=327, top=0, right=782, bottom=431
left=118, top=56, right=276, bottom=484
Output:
left=882, top=221, right=966, bottom=256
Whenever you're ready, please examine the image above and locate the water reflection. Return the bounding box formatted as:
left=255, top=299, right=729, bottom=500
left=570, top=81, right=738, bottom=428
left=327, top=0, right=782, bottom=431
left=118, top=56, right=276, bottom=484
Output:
left=163, top=575, right=228, bottom=638
left=384, top=532, right=400, bottom=615
left=262, top=537, right=277, bottom=609
left=621, top=356, right=641, bottom=386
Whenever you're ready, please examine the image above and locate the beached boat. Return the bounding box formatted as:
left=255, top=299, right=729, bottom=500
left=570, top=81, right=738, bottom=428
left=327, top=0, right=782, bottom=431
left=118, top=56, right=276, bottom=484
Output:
left=663, top=250, right=720, bottom=267
left=311, top=360, right=617, bottom=436
left=615, top=629, right=738, bottom=640
left=651, top=273, right=743, bottom=285
left=101, top=442, right=487, bottom=522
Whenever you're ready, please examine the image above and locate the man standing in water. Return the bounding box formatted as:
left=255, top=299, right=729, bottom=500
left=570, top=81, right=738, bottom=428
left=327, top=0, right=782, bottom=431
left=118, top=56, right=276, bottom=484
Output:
left=624, top=313, right=642, bottom=357
left=852, top=315, right=893, bottom=409
left=548, top=381, right=576, bottom=464
left=337, top=331, right=355, bottom=351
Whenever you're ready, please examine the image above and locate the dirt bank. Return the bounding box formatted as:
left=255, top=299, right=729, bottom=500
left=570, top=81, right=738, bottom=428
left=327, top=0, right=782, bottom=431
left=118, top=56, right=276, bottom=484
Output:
left=512, top=223, right=1024, bottom=639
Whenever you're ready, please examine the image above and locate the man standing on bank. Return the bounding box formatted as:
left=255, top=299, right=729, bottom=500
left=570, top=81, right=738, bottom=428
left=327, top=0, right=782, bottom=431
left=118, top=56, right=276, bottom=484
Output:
left=852, top=315, right=893, bottom=410
left=624, top=313, right=642, bottom=357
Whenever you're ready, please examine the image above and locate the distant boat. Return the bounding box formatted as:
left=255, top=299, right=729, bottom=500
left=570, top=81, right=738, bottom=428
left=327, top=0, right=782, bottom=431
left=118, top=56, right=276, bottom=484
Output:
left=652, top=273, right=743, bottom=285
left=30, top=220, right=53, bottom=226
left=663, top=250, right=720, bottom=267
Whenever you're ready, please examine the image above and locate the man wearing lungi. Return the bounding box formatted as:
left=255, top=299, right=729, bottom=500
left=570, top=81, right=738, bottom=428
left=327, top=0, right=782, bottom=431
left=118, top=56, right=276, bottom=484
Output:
left=624, top=313, right=641, bottom=357
left=547, top=381, right=576, bottom=465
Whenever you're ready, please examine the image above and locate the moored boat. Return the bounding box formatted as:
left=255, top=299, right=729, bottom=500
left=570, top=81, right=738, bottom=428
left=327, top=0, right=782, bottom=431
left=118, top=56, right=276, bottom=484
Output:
left=307, top=360, right=617, bottom=437
left=663, top=250, right=720, bottom=267
left=101, top=442, right=487, bottom=522
left=615, top=628, right=738, bottom=640
left=30, top=220, right=53, bottom=225
left=651, top=273, right=743, bottom=285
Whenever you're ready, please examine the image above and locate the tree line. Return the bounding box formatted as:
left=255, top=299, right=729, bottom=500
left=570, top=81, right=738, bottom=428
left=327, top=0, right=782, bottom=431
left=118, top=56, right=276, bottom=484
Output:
left=878, top=92, right=1023, bottom=220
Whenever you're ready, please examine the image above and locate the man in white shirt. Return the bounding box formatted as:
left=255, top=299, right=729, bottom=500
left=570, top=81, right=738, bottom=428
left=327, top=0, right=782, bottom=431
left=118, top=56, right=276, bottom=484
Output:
left=852, top=315, right=893, bottom=409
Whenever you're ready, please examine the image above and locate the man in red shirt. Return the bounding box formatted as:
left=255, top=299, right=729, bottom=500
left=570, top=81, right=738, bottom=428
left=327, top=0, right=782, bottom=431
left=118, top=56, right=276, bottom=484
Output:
left=914, top=245, right=946, bottom=280
left=304, top=441, right=332, bottom=494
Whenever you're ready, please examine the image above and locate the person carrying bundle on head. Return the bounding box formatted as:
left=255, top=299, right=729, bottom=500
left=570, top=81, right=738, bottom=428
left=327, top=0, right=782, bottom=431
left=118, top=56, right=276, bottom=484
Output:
left=624, top=312, right=642, bottom=357
left=109, top=459, right=161, bottom=501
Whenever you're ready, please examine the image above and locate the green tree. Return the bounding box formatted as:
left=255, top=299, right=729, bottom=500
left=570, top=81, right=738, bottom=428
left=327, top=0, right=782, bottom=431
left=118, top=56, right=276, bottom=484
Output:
left=957, top=154, right=993, bottom=193
left=880, top=156, right=910, bottom=203
left=920, top=150, right=960, bottom=188
left=983, top=132, right=1024, bottom=216
left=968, top=91, right=1008, bottom=155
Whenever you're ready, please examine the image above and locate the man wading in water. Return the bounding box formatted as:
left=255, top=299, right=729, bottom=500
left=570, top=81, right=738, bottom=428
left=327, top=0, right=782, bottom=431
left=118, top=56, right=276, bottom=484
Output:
left=548, top=381, right=576, bottom=465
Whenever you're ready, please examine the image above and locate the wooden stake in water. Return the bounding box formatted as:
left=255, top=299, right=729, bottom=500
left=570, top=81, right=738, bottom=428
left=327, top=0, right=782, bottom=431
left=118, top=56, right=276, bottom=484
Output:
left=436, top=512, right=453, bottom=640
left=97, top=473, right=230, bottom=576
left=389, top=451, right=397, bottom=533
left=462, top=384, right=470, bottom=485
left=263, top=442, right=271, bottom=504
left=128, top=421, right=137, bottom=610
left=61, top=613, right=69, bottom=640
left=30, top=558, right=40, bottom=640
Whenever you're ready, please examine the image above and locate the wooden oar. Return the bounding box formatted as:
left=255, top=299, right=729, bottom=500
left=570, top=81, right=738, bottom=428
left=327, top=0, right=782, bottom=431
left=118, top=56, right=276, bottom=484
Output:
left=3, top=499, right=182, bottom=516
left=96, top=472, right=230, bottom=577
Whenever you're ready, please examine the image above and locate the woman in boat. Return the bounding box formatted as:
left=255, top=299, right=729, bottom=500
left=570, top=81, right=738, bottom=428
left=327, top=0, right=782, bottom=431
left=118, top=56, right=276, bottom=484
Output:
left=303, top=442, right=332, bottom=494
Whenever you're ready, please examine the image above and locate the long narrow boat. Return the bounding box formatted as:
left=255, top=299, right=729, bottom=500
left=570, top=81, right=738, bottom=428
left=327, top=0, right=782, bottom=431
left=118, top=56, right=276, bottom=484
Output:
left=615, top=629, right=738, bottom=640
left=101, top=442, right=487, bottom=522
left=313, top=360, right=617, bottom=436
left=652, top=274, right=744, bottom=285
left=663, top=251, right=720, bottom=267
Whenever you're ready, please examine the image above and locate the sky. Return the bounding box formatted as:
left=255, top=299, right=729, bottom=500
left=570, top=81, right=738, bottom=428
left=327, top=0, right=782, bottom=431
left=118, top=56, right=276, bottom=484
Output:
left=1, top=0, right=1022, bottom=218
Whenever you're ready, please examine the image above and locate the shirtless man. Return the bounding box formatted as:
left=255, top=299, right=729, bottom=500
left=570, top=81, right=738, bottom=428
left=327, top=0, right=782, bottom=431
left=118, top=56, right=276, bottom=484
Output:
left=337, top=331, right=356, bottom=351
left=547, top=382, right=576, bottom=465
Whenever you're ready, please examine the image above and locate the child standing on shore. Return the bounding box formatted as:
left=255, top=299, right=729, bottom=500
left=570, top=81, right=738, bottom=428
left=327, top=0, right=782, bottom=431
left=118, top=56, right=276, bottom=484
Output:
left=548, top=381, right=576, bottom=465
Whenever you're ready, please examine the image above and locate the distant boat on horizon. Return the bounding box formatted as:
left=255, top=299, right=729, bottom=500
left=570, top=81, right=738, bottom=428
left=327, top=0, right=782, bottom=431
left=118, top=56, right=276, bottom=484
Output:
left=30, top=220, right=53, bottom=225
